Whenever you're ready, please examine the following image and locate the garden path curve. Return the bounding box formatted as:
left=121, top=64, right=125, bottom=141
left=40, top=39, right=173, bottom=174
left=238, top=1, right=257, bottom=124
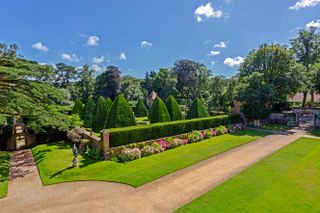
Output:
left=0, top=129, right=306, bottom=213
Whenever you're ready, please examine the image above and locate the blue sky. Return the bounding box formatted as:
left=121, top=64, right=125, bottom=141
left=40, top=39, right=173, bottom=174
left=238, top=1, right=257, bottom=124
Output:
left=1, top=0, right=319, bottom=77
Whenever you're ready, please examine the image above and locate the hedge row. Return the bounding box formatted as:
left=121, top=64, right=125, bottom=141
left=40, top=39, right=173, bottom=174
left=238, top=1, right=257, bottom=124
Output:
left=108, top=114, right=240, bottom=147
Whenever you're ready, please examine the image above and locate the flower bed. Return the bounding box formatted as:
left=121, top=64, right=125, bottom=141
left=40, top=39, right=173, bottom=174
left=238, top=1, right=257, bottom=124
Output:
left=110, top=123, right=245, bottom=163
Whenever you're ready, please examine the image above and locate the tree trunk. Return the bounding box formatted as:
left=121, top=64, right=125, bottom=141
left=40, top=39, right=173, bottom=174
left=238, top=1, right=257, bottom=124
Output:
left=302, top=91, right=307, bottom=108
left=310, top=90, right=315, bottom=108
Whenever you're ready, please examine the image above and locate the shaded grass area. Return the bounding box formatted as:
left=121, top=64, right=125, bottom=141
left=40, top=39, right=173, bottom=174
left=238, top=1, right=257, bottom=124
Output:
left=0, top=151, right=10, bottom=199
left=176, top=137, right=320, bottom=213
left=32, top=129, right=267, bottom=187
left=309, top=128, right=320, bottom=137
left=260, top=124, right=289, bottom=131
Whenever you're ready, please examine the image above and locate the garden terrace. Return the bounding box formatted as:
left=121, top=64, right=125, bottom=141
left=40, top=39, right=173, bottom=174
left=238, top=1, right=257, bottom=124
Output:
left=32, top=129, right=267, bottom=186
left=108, top=114, right=240, bottom=147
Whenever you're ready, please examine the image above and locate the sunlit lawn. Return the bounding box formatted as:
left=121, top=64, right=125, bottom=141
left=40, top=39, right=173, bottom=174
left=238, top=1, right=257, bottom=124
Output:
left=32, top=129, right=267, bottom=187
left=176, top=137, right=320, bottom=213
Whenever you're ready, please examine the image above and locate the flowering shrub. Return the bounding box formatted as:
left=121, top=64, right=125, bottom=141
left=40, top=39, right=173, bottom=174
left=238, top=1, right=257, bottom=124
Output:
left=216, top=125, right=228, bottom=134
left=141, top=145, right=155, bottom=157
left=111, top=123, right=245, bottom=163
left=158, top=139, right=170, bottom=150
left=67, top=127, right=84, bottom=144
left=118, top=148, right=141, bottom=163
left=187, top=131, right=202, bottom=142
left=141, top=143, right=164, bottom=157
left=152, top=142, right=164, bottom=153
left=202, top=130, right=213, bottom=139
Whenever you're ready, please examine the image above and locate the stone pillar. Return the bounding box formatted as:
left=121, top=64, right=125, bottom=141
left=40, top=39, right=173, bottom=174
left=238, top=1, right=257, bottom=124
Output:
left=102, top=130, right=110, bottom=160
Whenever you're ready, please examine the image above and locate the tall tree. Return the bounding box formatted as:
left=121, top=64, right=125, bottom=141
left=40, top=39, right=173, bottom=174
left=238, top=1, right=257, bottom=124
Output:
left=208, top=76, right=235, bottom=113
left=120, top=75, right=144, bottom=102
left=172, top=59, right=211, bottom=100
left=152, top=68, right=178, bottom=100
left=91, top=96, right=108, bottom=132
left=94, top=65, right=121, bottom=100
left=237, top=44, right=302, bottom=119
left=0, top=44, right=67, bottom=116
left=81, top=97, right=96, bottom=128
left=290, top=27, right=320, bottom=107
left=77, top=64, right=95, bottom=102
left=54, top=63, right=77, bottom=89
left=142, top=71, right=153, bottom=94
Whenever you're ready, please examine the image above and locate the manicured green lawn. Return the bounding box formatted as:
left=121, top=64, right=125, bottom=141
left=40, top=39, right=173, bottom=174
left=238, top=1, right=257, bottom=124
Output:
left=176, top=137, right=320, bottom=213
left=135, top=116, right=149, bottom=126
left=0, top=151, right=10, bottom=199
left=32, top=129, right=267, bottom=187
left=260, top=124, right=289, bottom=131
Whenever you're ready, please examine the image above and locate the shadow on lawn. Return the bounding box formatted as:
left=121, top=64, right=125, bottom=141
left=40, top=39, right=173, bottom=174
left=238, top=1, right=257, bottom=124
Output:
left=33, top=141, right=71, bottom=165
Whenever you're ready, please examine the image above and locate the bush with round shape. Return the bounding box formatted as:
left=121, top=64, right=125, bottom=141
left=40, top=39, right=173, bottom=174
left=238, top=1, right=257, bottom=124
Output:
left=186, top=98, right=209, bottom=119
left=165, top=95, right=182, bottom=121
left=149, top=97, right=171, bottom=123
left=134, top=99, right=148, bottom=117
left=106, top=94, right=136, bottom=128
left=72, top=99, right=84, bottom=115
left=81, top=97, right=96, bottom=128
left=92, top=96, right=109, bottom=132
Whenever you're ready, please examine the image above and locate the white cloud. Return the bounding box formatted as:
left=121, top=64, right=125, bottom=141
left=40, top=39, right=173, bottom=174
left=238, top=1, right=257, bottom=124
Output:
left=31, top=42, right=49, bottom=52
left=87, top=35, right=100, bottom=46
left=194, top=2, right=223, bottom=22
left=224, top=56, right=244, bottom=67
left=92, top=56, right=104, bottom=64
left=211, top=61, right=217, bottom=66
left=306, top=19, right=320, bottom=28
left=214, top=41, right=227, bottom=48
left=141, top=41, right=153, bottom=48
left=91, top=64, right=104, bottom=73
left=61, top=53, right=80, bottom=62
left=208, top=50, right=221, bottom=56
left=119, top=52, right=127, bottom=60
left=289, top=0, right=320, bottom=10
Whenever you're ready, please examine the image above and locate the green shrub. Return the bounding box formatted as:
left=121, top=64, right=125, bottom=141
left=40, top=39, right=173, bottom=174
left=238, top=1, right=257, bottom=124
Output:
left=186, top=98, right=209, bottom=119
left=92, top=96, right=109, bottom=132
left=105, top=98, right=112, bottom=123
left=72, top=99, right=84, bottom=115
left=165, top=95, right=183, bottom=121
left=81, top=97, right=96, bottom=128
left=134, top=99, right=148, bottom=117
left=106, top=94, right=136, bottom=128
left=149, top=97, right=171, bottom=123
left=109, top=114, right=240, bottom=147
left=105, top=98, right=113, bottom=109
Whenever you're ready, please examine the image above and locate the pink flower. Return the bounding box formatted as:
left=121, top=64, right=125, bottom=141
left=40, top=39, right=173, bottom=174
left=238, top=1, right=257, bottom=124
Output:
left=201, top=131, right=206, bottom=139
left=158, top=139, right=170, bottom=150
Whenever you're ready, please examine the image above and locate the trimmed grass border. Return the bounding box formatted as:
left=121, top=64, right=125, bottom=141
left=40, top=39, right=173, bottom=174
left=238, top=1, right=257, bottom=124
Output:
left=32, top=129, right=268, bottom=187
left=176, top=137, right=320, bottom=213
left=0, top=151, right=10, bottom=199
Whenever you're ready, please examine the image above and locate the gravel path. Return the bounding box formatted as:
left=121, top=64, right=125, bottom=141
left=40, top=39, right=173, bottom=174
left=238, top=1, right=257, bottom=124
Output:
left=0, top=129, right=306, bottom=213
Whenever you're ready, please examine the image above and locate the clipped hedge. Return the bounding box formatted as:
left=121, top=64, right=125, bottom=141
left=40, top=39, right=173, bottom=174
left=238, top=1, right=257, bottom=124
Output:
left=149, top=97, right=171, bottom=123
left=165, top=95, right=183, bottom=121
left=109, top=114, right=240, bottom=147
left=92, top=96, right=108, bottom=132
left=72, top=99, right=84, bottom=115
left=106, top=94, right=136, bottom=128
left=81, top=97, right=96, bottom=128
left=186, top=98, right=209, bottom=119
left=134, top=99, right=148, bottom=117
